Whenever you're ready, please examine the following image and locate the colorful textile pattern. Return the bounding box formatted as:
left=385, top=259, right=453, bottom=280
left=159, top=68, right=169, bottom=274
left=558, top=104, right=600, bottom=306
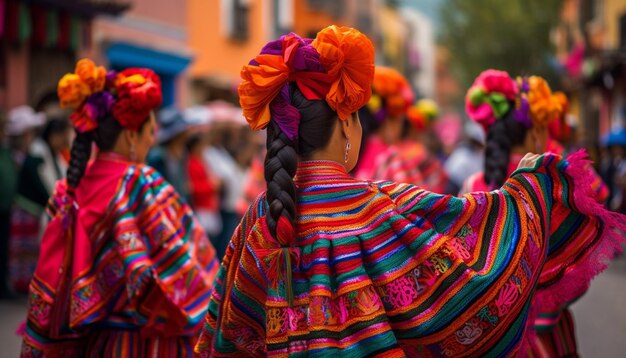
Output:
left=373, top=141, right=448, bottom=193
left=21, top=157, right=219, bottom=357
left=461, top=152, right=608, bottom=205
left=195, top=152, right=625, bottom=357
left=532, top=308, right=578, bottom=357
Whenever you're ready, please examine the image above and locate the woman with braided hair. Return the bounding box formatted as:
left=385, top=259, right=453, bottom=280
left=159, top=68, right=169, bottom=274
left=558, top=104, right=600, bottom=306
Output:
left=195, top=26, right=626, bottom=357
left=20, top=60, right=219, bottom=357
left=459, top=69, right=610, bottom=356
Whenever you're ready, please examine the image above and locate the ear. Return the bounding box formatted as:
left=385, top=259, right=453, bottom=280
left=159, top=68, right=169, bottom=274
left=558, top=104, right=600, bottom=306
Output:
left=123, top=128, right=138, bottom=145
left=339, top=116, right=351, bottom=140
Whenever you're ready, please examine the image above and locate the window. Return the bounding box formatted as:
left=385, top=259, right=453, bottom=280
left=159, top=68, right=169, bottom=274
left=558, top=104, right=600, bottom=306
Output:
left=222, top=0, right=250, bottom=41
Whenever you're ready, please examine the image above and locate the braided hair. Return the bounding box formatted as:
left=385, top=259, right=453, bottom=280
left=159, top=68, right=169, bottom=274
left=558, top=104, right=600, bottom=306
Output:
left=484, top=110, right=528, bottom=188
left=263, top=84, right=337, bottom=243
left=65, top=114, right=145, bottom=190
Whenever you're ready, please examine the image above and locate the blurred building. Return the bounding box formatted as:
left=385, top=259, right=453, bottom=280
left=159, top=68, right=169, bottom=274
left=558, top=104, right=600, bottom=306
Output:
left=552, top=0, right=626, bottom=146
left=0, top=0, right=129, bottom=113
left=187, top=0, right=377, bottom=105
left=92, top=0, right=192, bottom=107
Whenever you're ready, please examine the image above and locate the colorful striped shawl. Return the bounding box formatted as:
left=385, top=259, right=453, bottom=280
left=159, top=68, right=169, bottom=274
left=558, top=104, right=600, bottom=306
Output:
left=195, top=151, right=624, bottom=357
left=373, top=141, right=449, bottom=193
left=21, top=156, right=219, bottom=357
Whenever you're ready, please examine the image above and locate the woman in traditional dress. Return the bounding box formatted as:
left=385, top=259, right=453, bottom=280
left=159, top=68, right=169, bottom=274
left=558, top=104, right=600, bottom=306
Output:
left=373, top=98, right=449, bottom=193
left=20, top=59, right=219, bottom=357
left=354, top=66, right=414, bottom=179
left=195, top=26, right=625, bottom=357
left=460, top=69, right=610, bottom=356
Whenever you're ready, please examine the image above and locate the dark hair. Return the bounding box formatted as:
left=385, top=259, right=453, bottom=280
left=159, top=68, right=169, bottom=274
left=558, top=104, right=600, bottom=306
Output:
left=42, top=118, right=70, bottom=144
left=66, top=113, right=148, bottom=189
left=484, top=110, right=529, bottom=188
left=186, top=133, right=204, bottom=153
left=263, top=83, right=337, bottom=243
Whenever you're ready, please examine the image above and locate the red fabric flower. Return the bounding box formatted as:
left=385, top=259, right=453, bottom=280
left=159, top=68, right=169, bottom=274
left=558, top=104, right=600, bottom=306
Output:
left=112, top=69, right=163, bottom=130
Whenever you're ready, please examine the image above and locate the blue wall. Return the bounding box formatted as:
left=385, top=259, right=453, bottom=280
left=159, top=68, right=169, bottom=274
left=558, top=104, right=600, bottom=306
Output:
left=106, top=42, right=192, bottom=106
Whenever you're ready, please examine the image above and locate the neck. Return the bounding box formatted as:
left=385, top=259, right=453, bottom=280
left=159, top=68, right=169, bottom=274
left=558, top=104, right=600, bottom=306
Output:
left=307, top=151, right=346, bottom=170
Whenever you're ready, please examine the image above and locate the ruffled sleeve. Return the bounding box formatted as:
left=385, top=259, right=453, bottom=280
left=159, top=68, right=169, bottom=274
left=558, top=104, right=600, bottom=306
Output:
left=110, top=165, right=219, bottom=336
left=375, top=151, right=625, bottom=355
left=510, top=151, right=624, bottom=312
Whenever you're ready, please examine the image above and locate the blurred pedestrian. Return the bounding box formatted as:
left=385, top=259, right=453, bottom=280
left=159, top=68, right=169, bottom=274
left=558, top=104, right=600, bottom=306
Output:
left=148, top=107, right=192, bottom=202
left=186, top=133, right=222, bottom=239
left=202, top=108, right=248, bottom=259
left=0, top=112, right=19, bottom=299
left=21, top=59, right=218, bottom=356
left=444, top=120, right=485, bottom=194
left=6, top=106, right=53, bottom=294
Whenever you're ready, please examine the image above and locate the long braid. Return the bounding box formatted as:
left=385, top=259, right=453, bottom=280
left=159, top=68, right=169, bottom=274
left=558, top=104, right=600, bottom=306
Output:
left=484, top=114, right=527, bottom=188
left=66, top=131, right=93, bottom=189
left=264, top=120, right=298, bottom=244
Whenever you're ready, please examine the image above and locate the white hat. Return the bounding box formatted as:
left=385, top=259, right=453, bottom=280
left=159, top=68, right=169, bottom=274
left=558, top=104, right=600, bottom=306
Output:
left=6, top=106, right=45, bottom=136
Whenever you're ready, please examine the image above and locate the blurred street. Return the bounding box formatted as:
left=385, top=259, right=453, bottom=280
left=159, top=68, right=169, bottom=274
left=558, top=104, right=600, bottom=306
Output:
left=1, top=253, right=625, bottom=357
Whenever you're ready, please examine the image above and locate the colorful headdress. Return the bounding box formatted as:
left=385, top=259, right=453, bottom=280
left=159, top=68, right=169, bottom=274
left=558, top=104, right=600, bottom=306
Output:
left=407, top=98, right=438, bottom=131
left=58, top=59, right=162, bottom=133
left=465, top=69, right=518, bottom=130
left=367, top=66, right=414, bottom=123
left=548, top=91, right=572, bottom=141
left=466, top=70, right=563, bottom=131
left=238, top=25, right=375, bottom=139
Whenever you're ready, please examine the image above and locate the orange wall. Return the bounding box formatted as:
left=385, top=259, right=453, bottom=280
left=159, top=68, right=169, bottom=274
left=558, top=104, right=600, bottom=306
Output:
left=188, top=0, right=271, bottom=80
left=293, top=1, right=348, bottom=38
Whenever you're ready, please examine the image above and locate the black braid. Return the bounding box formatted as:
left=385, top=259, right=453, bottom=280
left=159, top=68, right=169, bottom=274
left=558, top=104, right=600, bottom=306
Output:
left=484, top=111, right=528, bottom=188
left=264, top=120, right=298, bottom=243
left=66, top=131, right=94, bottom=189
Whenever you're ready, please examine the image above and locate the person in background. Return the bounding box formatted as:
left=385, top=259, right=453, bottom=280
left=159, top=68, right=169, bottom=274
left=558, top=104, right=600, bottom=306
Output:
left=186, top=133, right=222, bottom=242
left=11, top=117, right=71, bottom=293
left=235, top=127, right=267, bottom=213
left=194, top=27, right=625, bottom=357
left=148, top=107, right=192, bottom=202
left=600, top=128, right=626, bottom=212
left=444, top=120, right=486, bottom=194
left=373, top=98, right=449, bottom=193
left=203, top=119, right=248, bottom=260
left=0, top=113, right=18, bottom=299
left=21, top=59, right=218, bottom=357
left=460, top=69, right=609, bottom=356
left=353, top=66, right=414, bottom=179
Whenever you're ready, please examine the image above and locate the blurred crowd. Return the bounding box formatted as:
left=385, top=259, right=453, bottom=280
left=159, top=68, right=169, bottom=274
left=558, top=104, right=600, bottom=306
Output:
left=2, top=94, right=626, bottom=300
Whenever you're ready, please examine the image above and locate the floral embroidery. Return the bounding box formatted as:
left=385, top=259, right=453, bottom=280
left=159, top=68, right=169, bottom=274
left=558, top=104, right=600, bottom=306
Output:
left=455, top=318, right=483, bottom=345
left=267, top=308, right=287, bottom=336
left=386, top=275, right=419, bottom=308
left=495, top=280, right=520, bottom=317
